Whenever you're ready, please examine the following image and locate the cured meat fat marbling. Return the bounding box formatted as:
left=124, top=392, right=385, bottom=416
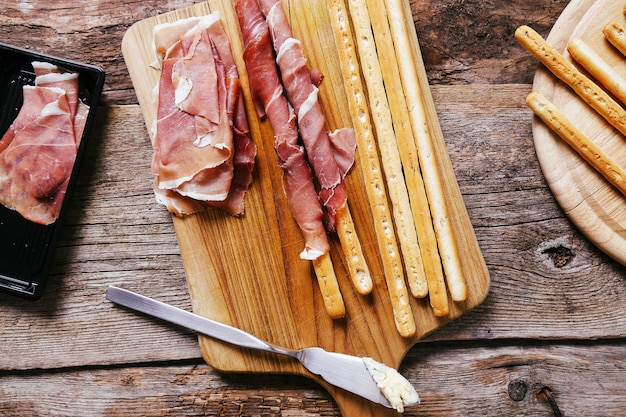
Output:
left=236, top=0, right=330, bottom=260
left=0, top=62, right=87, bottom=225
left=151, top=13, right=256, bottom=217
left=258, top=0, right=355, bottom=232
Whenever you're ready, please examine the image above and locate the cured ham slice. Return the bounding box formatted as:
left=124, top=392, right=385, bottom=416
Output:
left=209, top=127, right=257, bottom=216
left=236, top=0, right=329, bottom=259
left=154, top=57, right=232, bottom=197
left=33, top=62, right=90, bottom=147
left=328, top=128, right=357, bottom=176
left=151, top=13, right=256, bottom=216
left=258, top=0, right=354, bottom=231
left=0, top=62, right=86, bottom=225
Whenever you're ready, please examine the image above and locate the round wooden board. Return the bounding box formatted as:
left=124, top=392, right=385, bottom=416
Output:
left=532, top=0, right=626, bottom=264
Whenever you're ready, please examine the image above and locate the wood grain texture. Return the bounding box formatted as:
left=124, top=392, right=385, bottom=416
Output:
left=0, top=0, right=571, bottom=105
left=1, top=0, right=625, bottom=414
left=408, top=0, right=572, bottom=85
left=1, top=87, right=624, bottom=357
left=0, top=87, right=625, bottom=414
left=0, top=343, right=624, bottom=416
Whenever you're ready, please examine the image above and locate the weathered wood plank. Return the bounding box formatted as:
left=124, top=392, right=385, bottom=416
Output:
left=409, top=0, right=571, bottom=85
left=0, top=1, right=623, bottom=415
left=428, top=84, right=626, bottom=341
left=1, top=85, right=624, bottom=372
left=0, top=343, right=623, bottom=416
left=0, top=0, right=570, bottom=105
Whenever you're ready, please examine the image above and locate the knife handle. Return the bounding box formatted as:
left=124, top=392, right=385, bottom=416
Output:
left=105, top=286, right=291, bottom=355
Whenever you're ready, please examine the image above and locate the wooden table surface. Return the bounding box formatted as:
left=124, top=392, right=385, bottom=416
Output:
left=1, top=0, right=624, bottom=416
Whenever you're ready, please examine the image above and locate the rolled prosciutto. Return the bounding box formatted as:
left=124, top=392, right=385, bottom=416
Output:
left=258, top=0, right=355, bottom=231
left=151, top=13, right=256, bottom=216
left=235, top=0, right=330, bottom=260
left=0, top=62, right=86, bottom=225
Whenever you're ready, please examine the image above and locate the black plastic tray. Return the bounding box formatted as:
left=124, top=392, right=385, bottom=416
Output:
left=0, top=44, right=105, bottom=300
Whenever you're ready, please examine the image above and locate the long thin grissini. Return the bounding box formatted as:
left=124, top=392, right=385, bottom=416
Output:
left=234, top=0, right=345, bottom=318
left=384, top=0, right=466, bottom=302
left=328, top=0, right=416, bottom=337
left=361, top=0, right=448, bottom=315
left=335, top=204, right=373, bottom=295
left=258, top=0, right=372, bottom=296
left=312, top=251, right=346, bottom=319
left=345, top=0, right=427, bottom=300
left=567, top=37, right=626, bottom=106
left=516, top=25, right=626, bottom=137
left=526, top=91, right=626, bottom=197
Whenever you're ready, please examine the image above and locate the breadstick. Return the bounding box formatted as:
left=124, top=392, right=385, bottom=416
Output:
left=327, top=0, right=416, bottom=337
left=363, top=0, right=448, bottom=315
left=568, top=37, right=626, bottom=105
left=335, top=204, right=373, bottom=295
left=603, top=22, right=626, bottom=58
left=384, top=0, right=466, bottom=302
left=516, top=25, right=626, bottom=137
left=312, top=252, right=346, bottom=319
left=346, top=0, right=427, bottom=299
left=526, top=91, right=626, bottom=197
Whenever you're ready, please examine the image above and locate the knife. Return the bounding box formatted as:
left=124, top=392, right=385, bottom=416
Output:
left=105, top=286, right=401, bottom=409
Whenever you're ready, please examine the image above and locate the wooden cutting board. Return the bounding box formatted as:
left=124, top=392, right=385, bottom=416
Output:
left=122, top=0, right=489, bottom=415
left=532, top=0, right=626, bottom=264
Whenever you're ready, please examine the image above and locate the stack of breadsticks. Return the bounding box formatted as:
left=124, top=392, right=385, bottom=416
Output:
left=326, top=0, right=467, bottom=337
left=516, top=5, right=626, bottom=198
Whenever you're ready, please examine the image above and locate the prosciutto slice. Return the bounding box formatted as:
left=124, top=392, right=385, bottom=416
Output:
left=236, top=0, right=329, bottom=259
left=151, top=13, right=256, bottom=216
left=258, top=0, right=355, bottom=231
left=0, top=63, right=86, bottom=225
